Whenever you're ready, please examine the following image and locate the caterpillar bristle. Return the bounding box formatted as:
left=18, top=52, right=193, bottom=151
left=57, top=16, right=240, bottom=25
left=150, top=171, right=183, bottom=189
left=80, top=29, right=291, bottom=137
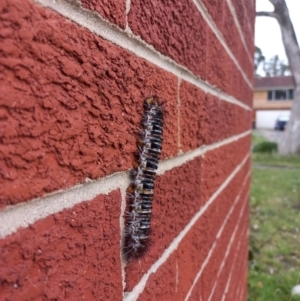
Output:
left=124, top=96, right=163, bottom=260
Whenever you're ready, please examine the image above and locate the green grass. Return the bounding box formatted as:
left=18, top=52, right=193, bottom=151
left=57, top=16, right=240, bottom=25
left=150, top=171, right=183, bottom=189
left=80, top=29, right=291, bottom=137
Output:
left=249, top=160, right=300, bottom=300
left=252, top=153, right=300, bottom=168
left=252, top=132, right=268, bottom=146
left=251, top=132, right=300, bottom=168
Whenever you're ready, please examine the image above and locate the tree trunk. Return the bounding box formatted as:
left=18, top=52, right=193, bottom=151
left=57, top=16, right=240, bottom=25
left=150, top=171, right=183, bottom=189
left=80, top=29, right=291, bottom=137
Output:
left=279, top=87, right=300, bottom=154
left=257, top=0, right=300, bottom=154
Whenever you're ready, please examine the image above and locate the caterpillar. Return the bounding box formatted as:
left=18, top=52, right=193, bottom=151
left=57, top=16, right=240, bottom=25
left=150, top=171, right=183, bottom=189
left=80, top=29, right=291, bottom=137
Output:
left=124, top=96, right=164, bottom=260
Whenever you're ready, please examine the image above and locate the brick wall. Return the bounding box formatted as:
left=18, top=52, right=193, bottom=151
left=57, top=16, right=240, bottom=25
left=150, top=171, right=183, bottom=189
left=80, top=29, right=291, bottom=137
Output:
left=0, top=0, right=254, bottom=300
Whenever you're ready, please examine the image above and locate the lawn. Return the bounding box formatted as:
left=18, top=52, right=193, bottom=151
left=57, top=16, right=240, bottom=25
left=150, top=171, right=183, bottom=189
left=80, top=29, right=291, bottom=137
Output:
left=252, top=153, right=300, bottom=169
left=248, top=133, right=300, bottom=300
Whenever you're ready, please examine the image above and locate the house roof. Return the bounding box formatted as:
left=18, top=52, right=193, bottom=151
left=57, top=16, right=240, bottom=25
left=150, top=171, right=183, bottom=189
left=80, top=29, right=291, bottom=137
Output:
left=254, top=76, right=295, bottom=90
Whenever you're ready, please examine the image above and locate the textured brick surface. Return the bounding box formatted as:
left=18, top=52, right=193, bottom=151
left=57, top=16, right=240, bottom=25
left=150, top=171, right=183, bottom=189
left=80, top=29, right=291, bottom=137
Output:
left=128, top=142, right=248, bottom=290
left=201, top=135, right=250, bottom=202
left=199, top=183, right=249, bottom=301
left=222, top=2, right=253, bottom=76
left=223, top=230, right=248, bottom=301
left=80, top=0, right=126, bottom=29
left=202, top=0, right=253, bottom=80
left=206, top=29, right=253, bottom=106
left=179, top=81, right=251, bottom=152
left=128, top=0, right=253, bottom=103
left=224, top=239, right=248, bottom=301
left=232, top=0, right=255, bottom=54
left=197, top=224, right=248, bottom=301
left=128, top=0, right=207, bottom=80
left=0, top=190, right=123, bottom=301
left=201, top=0, right=224, bottom=30
left=136, top=251, right=178, bottom=301
left=238, top=268, right=248, bottom=301
left=176, top=165, right=249, bottom=301
left=243, top=0, right=255, bottom=58
left=208, top=227, right=248, bottom=301
left=125, top=146, right=249, bottom=290
left=132, top=165, right=249, bottom=300
left=0, top=0, right=178, bottom=207
left=231, top=0, right=246, bottom=36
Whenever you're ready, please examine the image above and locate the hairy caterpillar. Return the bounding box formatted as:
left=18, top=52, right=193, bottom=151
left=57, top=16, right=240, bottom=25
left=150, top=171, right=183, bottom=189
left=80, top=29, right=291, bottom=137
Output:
left=124, top=96, right=164, bottom=259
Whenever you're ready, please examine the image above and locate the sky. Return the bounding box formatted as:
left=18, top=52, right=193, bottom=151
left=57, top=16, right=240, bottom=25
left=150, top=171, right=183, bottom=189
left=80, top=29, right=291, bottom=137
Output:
left=255, top=0, right=300, bottom=64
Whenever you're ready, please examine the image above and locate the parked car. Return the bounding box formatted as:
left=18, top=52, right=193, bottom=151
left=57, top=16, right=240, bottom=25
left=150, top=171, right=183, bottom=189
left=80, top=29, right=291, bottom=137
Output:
left=274, top=115, right=289, bottom=131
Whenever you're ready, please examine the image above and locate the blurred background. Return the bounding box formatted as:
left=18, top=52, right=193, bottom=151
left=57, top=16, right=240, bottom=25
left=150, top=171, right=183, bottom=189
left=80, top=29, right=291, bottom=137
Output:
left=249, top=1, right=300, bottom=300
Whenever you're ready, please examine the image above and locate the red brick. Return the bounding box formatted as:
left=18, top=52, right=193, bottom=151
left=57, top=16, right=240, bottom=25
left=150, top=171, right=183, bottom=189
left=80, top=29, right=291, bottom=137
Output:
left=201, top=0, right=224, bottom=30
left=125, top=147, right=249, bottom=290
left=80, top=0, right=126, bottom=29
left=176, top=169, right=249, bottom=301
left=0, top=0, right=178, bottom=207
left=128, top=0, right=253, bottom=101
left=130, top=163, right=250, bottom=299
left=206, top=29, right=253, bottom=106
left=179, top=81, right=251, bottom=152
left=231, top=0, right=246, bottom=37
left=238, top=272, right=248, bottom=301
left=0, top=190, right=123, bottom=301
left=222, top=2, right=254, bottom=79
left=133, top=213, right=205, bottom=300
left=210, top=164, right=249, bottom=240
left=231, top=0, right=255, bottom=53
left=223, top=221, right=249, bottom=301
left=236, top=241, right=249, bottom=300
left=222, top=3, right=241, bottom=60
left=125, top=156, right=202, bottom=291
left=199, top=189, right=248, bottom=301
left=205, top=27, right=230, bottom=94
left=202, top=0, right=253, bottom=82
left=205, top=219, right=249, bottom=301
left=128, top=0, right=207, bottom=80
left=190, top=186, right=249, bottom=300
left=225, top=240, right=248, bottom=301
left=137, top=252, right=178, bottom=301
left=201, top=136, right=250, bottom=202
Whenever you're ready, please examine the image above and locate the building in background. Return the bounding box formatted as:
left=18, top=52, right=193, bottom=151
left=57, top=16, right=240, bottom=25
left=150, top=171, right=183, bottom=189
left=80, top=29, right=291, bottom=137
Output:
left=253, top=76, right=295, bottom=129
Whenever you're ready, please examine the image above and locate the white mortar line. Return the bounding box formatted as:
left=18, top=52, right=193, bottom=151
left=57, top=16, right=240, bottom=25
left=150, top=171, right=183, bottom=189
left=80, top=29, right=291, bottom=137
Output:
left=0, top=172, right=130, bottom=239
left=237, top=271, right=248, bottom=301
left=216, top=190, right=249, bottom=239
left=220, top=251, right=242, bottom=301
left=177, top=78, right=182, bottom=153
left=235, top=269, right=247, bottom=301
left=186, top=238, right=217, bottom=300
left=221, top=227, right=248, bottom=301
left=237, top=231, right=249, bottom=301
left=192, top=0, right=252, bottom=88
left=123, top=153, right=250, bottom=301
left=120, top=184, right=128, bottom=295
left=207, top=194, right=249, bottom=301
left=34, top=0, right=251, bottom=111
left=0, top=130, right=250, bottom=239
left=175, top=260, right=179, bottom=293
left=157, top=130, right=251, bottom=175
left=125, top=0, right=131, bottom=32
left=225, top=0, right=253, bottom=63
left=241, top=0, right=255, bottom=39
left=184, top=175, right=250, bottom=301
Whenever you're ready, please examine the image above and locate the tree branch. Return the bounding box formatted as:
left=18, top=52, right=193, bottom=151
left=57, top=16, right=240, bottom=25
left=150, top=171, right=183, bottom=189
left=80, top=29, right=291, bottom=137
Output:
left=256, top=11, right=279, bottom=19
